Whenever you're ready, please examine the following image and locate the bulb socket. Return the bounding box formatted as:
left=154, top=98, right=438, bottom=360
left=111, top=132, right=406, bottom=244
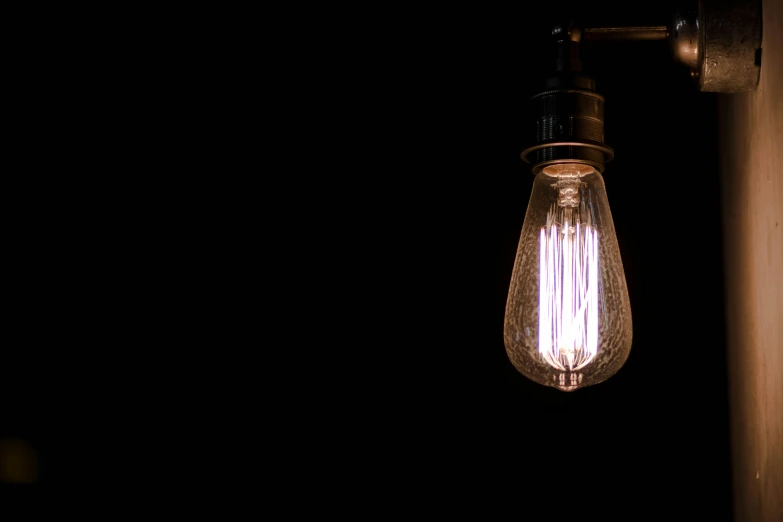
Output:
left=521, top=74, right=613, bottom=175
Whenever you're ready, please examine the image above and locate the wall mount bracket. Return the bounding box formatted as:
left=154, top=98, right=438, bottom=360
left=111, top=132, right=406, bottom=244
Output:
left=583, top=0, right=762, bottom=92
left=520, top=0, right=762, bottom=173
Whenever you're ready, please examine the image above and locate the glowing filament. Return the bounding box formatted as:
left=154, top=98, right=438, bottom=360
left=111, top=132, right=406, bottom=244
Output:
left=538, top=187, right=599, bottom=371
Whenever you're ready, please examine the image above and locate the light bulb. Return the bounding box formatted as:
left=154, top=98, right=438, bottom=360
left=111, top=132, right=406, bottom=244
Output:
left=504, top=163, right=632, bottom=391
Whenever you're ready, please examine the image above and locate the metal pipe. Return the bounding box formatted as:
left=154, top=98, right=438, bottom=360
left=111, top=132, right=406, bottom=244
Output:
left=583, top=26, right=670, bottom=41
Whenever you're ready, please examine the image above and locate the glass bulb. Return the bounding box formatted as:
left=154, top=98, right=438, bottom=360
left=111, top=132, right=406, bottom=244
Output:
left=504, top=163, right=632, bottom=392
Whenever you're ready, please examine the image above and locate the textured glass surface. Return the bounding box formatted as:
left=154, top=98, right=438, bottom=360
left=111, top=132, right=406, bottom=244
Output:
left=504, top=165, right=632, bottom=391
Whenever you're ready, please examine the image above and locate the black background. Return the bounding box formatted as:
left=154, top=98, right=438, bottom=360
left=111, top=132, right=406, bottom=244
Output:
left=0, top=1, right=732, bottom=514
